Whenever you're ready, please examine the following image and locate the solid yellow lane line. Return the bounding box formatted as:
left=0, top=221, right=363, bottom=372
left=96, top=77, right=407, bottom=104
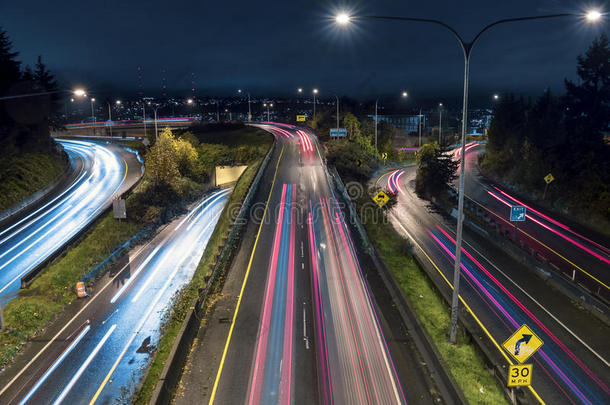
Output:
left=208, top=145, right=284, bottom=404
left=391, top=216, right=546, bottom=404
left=465, top=194, right=608, bottom=292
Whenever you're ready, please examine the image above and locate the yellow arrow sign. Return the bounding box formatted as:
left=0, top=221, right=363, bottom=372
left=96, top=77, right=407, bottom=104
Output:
left=296, top=115, right=306, bottom=122
left=502, top=324, right=544, bottom=363
left=544, top=173, right=554, bottom=184
left=381, top=152, right=388, bottom=160
left=373, top=190, right=390, bottom=208
left=507, top=364, right=533, bottom=387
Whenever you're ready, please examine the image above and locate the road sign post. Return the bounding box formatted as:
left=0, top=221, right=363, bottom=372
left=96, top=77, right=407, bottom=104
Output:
left=543, top=173, right=554, bottom=199
left=372, top=190, right=390, bottom=208
left=502, top=324, right=544, bottom=363
left=330, top=128, right=347, bottom=138
left=0, top=302, right=4, bottom=331
left=507, top=364, right=533, bottom=387
left=113, top=198, right=127, bottom=220
left=510, top=205, right=526, bottom=242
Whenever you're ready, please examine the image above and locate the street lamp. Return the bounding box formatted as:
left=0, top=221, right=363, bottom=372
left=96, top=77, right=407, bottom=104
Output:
left=148, top=101, right=163, bottom=142
left=238, top=89, right=251, bottom=122
left=90, top=97, right=96, bottom=135
left=374, top=98, right=380, bottom=155
left=438, top=102, right=443, bottom=144
left=493, top=94, right=500, bottom=101
left=313, top=88, right=319, bottom=119
left=586, top=10, right=602, bottom=21
left=263, top=102, right=273, bottom=121
left=336, top=9, right=603, bottom=344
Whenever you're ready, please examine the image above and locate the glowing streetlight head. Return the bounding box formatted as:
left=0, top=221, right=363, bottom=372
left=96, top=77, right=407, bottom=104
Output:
left=313, top=88, right=318, bottom=94
left=336, top=13, right=351, bottom=25
left=586, top=10, right=602, bottom=22
left=270, top=103, right=274, bottom=107
left=493, top=94, right=500, bottom=100
left=116, top=100, right=122, bottom=105
left=70, top=98, right=74, bottom=102
left=187, top=98, right=193, bottom=104
left=263, top=103, right=267, bottom=107
left=73, top=89, right=86, bottom=97
left=402, top=91, right=408, bottom=98
left=297, top=88, right=303, bottom=93
left=91, top=98, right=95, bottom=102
left=439, top=102, right=443, bottom=107
left=238, top=89, right=242, bottom=93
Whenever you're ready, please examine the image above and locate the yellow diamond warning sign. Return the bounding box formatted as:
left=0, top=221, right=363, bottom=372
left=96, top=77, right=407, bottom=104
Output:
left=502, top=324, right=544, bottom=363
left=544, top=173, right=554, bottom=184
left=507, top=364, right=533, bottom=387
left=372, top=190, right=390, bottom=208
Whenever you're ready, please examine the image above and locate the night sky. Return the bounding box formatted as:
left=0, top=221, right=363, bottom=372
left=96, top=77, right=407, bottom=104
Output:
left=1, top=0, right=608, bottom=102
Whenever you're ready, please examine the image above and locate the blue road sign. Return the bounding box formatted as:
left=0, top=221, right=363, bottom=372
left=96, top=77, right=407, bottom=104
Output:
left=510, top=205, right=526, bottom=222
left=330, top=128, right=347, bottom=137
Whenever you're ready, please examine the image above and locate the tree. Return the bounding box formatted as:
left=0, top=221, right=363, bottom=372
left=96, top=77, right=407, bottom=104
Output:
left=415, top=142, right=458, bottom=198
left=343, top=112, right=360, bottom=138
left=564, top=33, right=610, bottom=152
left=145, top=128, right=180, bottom=187
left=0, top=28, right=21, bottom=95
left=174, top=136, right=200, bottom=179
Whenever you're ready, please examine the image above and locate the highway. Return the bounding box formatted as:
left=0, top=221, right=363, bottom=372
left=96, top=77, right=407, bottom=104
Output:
left=0, top=188, right=230, bottom=404
left=459, top=144, right=610, bottom=302
left=377, top=148, right=610, bottom=404
left=0, top=139, right=142, bottom=305
left=182, top=123, right=440, bottom=405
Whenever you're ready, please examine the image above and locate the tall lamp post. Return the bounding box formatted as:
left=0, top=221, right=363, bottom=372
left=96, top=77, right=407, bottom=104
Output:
left=374, top=98, right=379, bottom=155
left=334, top=95, right=339, bottom=131
left=263, top=102, right=273, bottom=121
left=90, top=97, right=96, bottom=136
left=238, top=89, right=251, bottom=121
left=313, top=88, right=318, bottom=119
left=438, top=103, right=443, bottom=144
left=336, top=9, right=604, bottom=344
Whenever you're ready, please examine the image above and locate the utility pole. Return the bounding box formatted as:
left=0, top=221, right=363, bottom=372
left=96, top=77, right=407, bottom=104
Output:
left=439, top=103, right=443, bottom=144
left=418, top=108, right=422, bottom=147
left=374, top=99, right=379, bottom=156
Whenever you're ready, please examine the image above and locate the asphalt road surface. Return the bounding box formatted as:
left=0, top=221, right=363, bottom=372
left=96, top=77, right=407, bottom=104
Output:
left=377, top=147, right=610, bottom=405
left=0, top=138, right=142, bottom=305
left=179, top=124, right=440, bottom=405
left=459, top=144, right=610, bottom=302
left=0, top=187, right=230, bottom=404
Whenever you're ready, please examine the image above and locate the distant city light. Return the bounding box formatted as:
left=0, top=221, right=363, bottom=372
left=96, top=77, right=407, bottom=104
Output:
left=586, top=10, right=602, bottom=22
left=336, top=13, right=351, bottom=25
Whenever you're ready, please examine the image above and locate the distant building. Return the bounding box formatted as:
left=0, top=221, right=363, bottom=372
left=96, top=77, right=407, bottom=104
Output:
left=368, top=114, right=426, bottom=134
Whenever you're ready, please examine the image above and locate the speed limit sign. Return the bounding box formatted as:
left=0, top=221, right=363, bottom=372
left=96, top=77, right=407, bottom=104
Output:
left=507, top=364, right=532, bottom=387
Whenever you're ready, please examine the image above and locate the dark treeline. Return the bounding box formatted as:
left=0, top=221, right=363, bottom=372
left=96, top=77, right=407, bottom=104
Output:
left=0, top=27, right=61, bottom=157
left=481, top=34, right=610, bottom=221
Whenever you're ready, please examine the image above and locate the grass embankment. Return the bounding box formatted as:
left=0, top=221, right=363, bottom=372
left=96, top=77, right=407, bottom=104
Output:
left=135, top=157, right=266, bottom=404
left=0, top=152, right=67, bottom=211
left=0, top=213, right=142, bottom=366
left=363, top=216, right=508, bottom=405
